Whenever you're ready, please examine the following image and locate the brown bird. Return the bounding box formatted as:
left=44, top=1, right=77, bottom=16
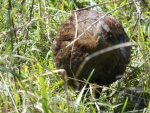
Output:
left=51, top=10, right=131, bottom=96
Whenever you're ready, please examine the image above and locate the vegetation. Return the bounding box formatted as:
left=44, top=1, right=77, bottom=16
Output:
left=0, top=0, right=149, bottom=112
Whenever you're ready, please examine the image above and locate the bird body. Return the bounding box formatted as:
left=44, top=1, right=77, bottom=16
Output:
left=51, top=10, right=131, bottom=90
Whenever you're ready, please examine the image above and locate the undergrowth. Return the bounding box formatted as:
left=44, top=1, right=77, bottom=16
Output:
left=0, top=0, right=150, bottom=113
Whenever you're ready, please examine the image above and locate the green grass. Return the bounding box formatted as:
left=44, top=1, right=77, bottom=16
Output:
left=0, top=0, right=150, bottom=112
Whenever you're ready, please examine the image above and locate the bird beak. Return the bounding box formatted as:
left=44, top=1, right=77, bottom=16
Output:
left=120, top=47, right=129, bottom=59
left=118, top=36, right=130, bottom=59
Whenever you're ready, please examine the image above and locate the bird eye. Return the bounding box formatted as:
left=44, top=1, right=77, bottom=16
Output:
left=107, top=32, right=113, bottom=38
left=106, top=32, right=119, bottom=44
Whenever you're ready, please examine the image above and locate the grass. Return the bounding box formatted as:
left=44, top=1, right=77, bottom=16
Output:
left=0, top=0, right=150, bottom=113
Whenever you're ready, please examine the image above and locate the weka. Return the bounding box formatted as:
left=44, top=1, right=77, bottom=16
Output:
left=51, top=10, right=131, bottom=95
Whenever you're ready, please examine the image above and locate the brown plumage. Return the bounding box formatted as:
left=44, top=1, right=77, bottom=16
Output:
left=51, top=10, right=131, bottom=95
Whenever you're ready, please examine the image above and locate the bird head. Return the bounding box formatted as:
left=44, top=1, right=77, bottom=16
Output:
left=94, top=15, right=130, bottom=59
